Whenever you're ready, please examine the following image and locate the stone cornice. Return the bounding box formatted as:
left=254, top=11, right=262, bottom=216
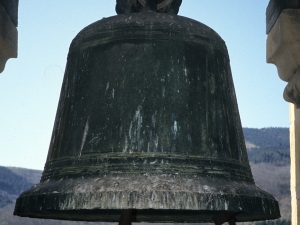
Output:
left=0, top=2, right=17, bottom=73
left=267, top=9, right=300, bottom=82
left=0, top=0, right=19, bottom=27
left=284, top=69, right=300, bottom=108
left=267, top=0, right=300, bottom=34
left=267, top=9, right=300, bottom=106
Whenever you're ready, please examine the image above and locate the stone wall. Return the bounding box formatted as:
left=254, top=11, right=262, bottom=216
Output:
left=0, top=0, right=18, bottom=73
left=266, top=0, right=300, bottom=225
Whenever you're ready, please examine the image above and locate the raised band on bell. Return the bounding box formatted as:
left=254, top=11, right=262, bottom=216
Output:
left=14, top=1, right=280, bottom=224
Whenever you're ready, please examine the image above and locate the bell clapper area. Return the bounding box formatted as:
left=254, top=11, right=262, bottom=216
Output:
left=119, top=209, right=134, bottom=225
left=118, top=210, right=239, bottom=225
left=213, top=212, right=239, bottom=225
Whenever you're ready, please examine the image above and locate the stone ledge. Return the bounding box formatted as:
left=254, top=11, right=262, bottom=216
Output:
left=0, top=0, right=18, bottom=27
left=267, top=9, right=300, bottom=82
left=266, top=0, right=300, bottom=34
left=284, top=68, right=300, bottom=108
left=0, top=3, right=17, bottom=73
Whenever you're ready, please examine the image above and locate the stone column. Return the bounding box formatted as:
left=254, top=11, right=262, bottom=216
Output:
left=0, top=0, right=18, bottom=73
left=267, top=1, right=300, bottom=224
left=290, top=103, right=300, bottom=225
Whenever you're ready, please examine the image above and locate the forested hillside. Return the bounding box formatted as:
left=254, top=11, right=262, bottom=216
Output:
left=243, top=128, right=289, bottom=149
left=0, top=167, right=34, bottom=208
left=0, top=127, right=291, bottom=225
left=243, top=128, right=290, bottom=166
left=243, top=127, right=290, bottom=225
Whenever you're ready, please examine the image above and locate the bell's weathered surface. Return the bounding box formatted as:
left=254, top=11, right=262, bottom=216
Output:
left=14, top=12, right=280, bottom=223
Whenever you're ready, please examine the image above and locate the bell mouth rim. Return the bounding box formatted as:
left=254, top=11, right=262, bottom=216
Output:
left=14, top=209, right=280, bottom=223
left=14, top=175, right=280, bottom=222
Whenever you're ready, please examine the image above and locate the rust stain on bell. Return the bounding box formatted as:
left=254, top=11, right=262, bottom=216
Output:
left=14, top=0, right=280, bottom=223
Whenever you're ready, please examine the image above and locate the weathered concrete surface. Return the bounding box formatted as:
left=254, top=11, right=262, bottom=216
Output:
left=15, top=12, right=280, bottom=222
left=290, top=104, right=300, bottom=225
left=0, top=2, right=17, bottom=73
left=0, top=0, right=19, bottom=27
left=266, top=7, right=300, bottom=225
left=267, top=9, right=300, bottom=107
left=267, top=9, right=300, bottom=82
left=284, top=68, right=300, bottom=107
left=266, top=0, right=300, bottom=34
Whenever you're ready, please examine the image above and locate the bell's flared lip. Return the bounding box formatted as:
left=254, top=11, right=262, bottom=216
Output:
left=14, top=175, right=280, bottom=222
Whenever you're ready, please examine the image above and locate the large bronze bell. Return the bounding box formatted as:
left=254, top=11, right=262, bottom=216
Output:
left=14, top=0, right=280, bottom=223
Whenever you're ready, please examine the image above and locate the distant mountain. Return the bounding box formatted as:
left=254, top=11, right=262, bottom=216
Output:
left=243, top=127, right=291, bottom=224
left=0, top=167, right=36, bottom=195
left=0, top=166, right=39, bottom=209
left=243, top=127, right=289, bottom=149
left=0, top=127, right=291, bottom=225
left=243, top=128, right=290, bottom=166
left=6, top=167, right=41, bottom=185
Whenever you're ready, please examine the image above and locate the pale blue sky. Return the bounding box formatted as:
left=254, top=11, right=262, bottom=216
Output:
left=0, top=1, right=288, bottom=170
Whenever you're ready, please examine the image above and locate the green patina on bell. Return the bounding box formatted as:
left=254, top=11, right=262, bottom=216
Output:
left=14, top=0, right=280, bottom=223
